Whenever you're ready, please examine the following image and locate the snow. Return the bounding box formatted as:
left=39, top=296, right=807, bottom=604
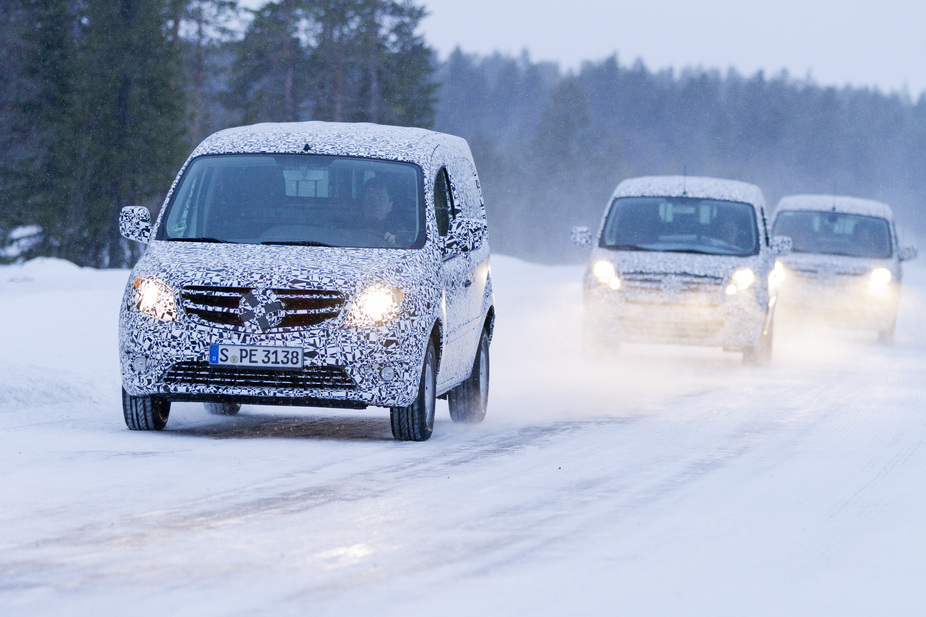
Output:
left=611, top=175, right=766, bottom=207
left=776, top=194, right=895, bottom=219
left=3, top=254, right=926, bottom=615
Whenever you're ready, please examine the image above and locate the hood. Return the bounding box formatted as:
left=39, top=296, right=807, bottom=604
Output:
left=132, top=241, right=435, bottom=295
left=778, top=251, right=894, bottom=276
left=592, top=247, right=767, bottom=279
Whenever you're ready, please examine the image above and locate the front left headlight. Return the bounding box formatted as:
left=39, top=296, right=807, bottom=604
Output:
left=725, top=268, right=756, bottom=295
left=133, top=277, right=177, bottom=321
left=346, top=285, right=405, bottom=326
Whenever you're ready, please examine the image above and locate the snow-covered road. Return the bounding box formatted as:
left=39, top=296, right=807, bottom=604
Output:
left=2, top=255, right=926, bottom=615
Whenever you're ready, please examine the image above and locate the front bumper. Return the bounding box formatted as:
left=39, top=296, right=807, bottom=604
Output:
left=119, top=306, right=429, bottom=409
left=583, top=284, right=767, bottom=350
left=777, top=278, right=899, bottom=331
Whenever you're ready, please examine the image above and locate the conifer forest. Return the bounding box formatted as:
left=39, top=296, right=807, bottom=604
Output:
left=1, top=0, right=924, bottom=266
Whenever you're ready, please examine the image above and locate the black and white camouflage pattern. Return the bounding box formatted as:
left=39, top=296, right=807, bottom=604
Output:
left=120, top=122, right=494, bottom=408
left=583, top=175, right=779, bottom=350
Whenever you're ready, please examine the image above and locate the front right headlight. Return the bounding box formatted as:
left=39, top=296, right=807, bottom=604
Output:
left=133, top=277, right=177, bottom=321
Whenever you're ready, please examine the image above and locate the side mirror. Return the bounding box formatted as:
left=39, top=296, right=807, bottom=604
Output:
left=448, top=217, right=487, bottom=253
left=571, top=226, right=592, bottom=248
left=119, top=206, right=153, bottom=244
left=770, top=235, right=792, bottom=257
left=898, top=246, right=918, bottom=262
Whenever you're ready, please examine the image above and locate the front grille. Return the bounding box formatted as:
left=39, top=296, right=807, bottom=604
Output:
left=621, top=319, right=725, bottom=340
left=621, top=273, right=724, bottom=305
left=180, top=286, right=344, bottom=329
left=162, top=362, right=356, bottom=390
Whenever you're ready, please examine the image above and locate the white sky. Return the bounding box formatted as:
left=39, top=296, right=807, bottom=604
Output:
left=420, top=0, right=926, bottom=97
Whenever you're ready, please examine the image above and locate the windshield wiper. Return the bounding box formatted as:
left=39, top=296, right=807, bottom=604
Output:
left=166, top=236, right=231, bottom=243
left=659, top=248, right=726, bottom=255
left=260, top=240, right=333, bottom=247
left=604, top=244, right=653, bottom=251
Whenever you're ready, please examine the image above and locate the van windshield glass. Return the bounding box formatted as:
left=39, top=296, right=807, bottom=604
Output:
left=156, top=154, right=424, bottom=249
left=600, top=196, right=759, bottom=256
left=772, top=210, right=892, bottom=258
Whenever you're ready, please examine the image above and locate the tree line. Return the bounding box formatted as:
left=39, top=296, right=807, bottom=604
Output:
left=2, top=1, right=924, bottom=266
left=0, top=0, right=434, bottom=267
left=433, top=52, right=926, bottom=263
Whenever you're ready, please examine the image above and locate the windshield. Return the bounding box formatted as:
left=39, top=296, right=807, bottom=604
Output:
left=600, top=196, right=759, bottom=256
left=772, top=210, right=892, bottom=259
left=156, top=154, right=425, bottom=249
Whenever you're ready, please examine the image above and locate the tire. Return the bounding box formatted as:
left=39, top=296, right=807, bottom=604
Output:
left=878, top=318, right=896, bottom=345
left=390, top=339, right=437, bottom=441
left=448, top=328, right=490, bottom=423
left=582, top=319, right=619, bottom=357
left=122, top=388, right=170, bottom=431
left=205, top=401, right=241, bottom=416
left=743, top=316, right=774, bottom=367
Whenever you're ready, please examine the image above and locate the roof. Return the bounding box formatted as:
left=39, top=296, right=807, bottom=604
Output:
left=775, top=194, right=894, bottom=220
left=188, top=121, right=456, bottom=166
left=611, top=176, right=765, bottom=208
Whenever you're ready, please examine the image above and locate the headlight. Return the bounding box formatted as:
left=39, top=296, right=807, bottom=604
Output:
left=869, top=267, right=892, bottom=288
left=346, top=285, right=404, bottom=326
left=769, top=261, right=785, bottom=286
left=133, top=277, right=177, bottom=321
left=592, top=260, right=621, bottom=290
left=725, top=268, right=756, bottom=295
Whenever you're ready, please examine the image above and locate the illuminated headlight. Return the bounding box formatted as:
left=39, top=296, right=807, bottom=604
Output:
left=869, top=267, right=892, bottom=288
left=133, top=277, right=177, bottom=321
left=725, top=268, right=756, bottom=295
left=592, top=260, right=621, bottom=290
left=769, top=261, right=785, bottom=286
left=346, top=285, right=404, bottom=326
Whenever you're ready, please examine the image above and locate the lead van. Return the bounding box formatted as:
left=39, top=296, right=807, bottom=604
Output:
left=118, top=122, right=495, bottom=441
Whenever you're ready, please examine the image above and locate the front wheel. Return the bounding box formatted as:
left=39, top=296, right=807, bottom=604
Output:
left=448, top=328, right=490, bottom=423
left=878, top=317, right=896, bottom=345
left=122, top=388, right=170, bottom=431
left=390, top=339, right=437, bottom=441
left=743, top=316, right=774, bottom=367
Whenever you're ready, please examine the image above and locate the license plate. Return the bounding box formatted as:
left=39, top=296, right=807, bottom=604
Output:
left=209, top=345, right=304, bottom=369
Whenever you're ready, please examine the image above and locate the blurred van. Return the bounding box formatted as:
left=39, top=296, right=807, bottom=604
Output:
left=771, top=194, right=916, bottom=344
left=572, top=175, right=791, bottom=365
left=118, top=121, right=495, bottom=441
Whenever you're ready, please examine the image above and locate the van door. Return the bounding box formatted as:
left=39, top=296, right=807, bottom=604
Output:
left=448, top=155, right=489, bottom=353
left=433, top=165, right=470, bottom=388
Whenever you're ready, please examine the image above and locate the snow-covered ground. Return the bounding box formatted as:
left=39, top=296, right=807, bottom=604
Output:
left=2, top=254, right=926, bottom=615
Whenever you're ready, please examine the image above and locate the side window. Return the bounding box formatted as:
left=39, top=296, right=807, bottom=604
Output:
left=434, top=167, right=455, bottom=236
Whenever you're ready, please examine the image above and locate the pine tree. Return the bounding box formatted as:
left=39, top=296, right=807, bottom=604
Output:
left=0, top=1, right=80, bottom=261
left=73, top=0, right=188, bottom=266
left=228, top=0, right=311, bottom=124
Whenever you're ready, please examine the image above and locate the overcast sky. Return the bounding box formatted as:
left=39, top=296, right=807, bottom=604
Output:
left=420, top=0, right=926, bottom=97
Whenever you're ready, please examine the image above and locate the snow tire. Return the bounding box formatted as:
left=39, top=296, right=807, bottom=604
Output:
left=390, top=339, right=437, bottom=441
left=448, top=328, right=490, bottom=424
left=122, top=388, right=170, bottom=431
